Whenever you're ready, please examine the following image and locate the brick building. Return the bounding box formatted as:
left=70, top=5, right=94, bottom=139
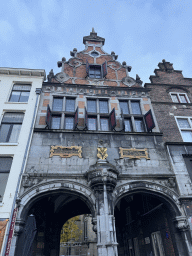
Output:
left=9, top=31, right=192, bottom=256
left=145, top=60, right=192, bottom=255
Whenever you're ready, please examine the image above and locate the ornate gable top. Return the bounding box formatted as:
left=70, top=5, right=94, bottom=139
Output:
left=83, top=28, right=105, bottom=45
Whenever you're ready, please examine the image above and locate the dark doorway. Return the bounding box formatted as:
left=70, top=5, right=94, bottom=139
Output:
left=15, top=192, right=94, bottom=256
left=115, top=193, right=178, bottom=256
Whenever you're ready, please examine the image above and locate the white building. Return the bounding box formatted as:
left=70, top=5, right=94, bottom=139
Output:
left=0, top=68, right=45, bottom=255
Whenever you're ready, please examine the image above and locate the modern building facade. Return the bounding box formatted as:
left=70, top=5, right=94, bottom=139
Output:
left=8, top=31, right=192, bottom=256
left=0, top=68, right=45, bottom=255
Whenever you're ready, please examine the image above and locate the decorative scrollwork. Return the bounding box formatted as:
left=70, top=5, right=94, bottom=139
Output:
left=97, top=147, right=108, bottom=160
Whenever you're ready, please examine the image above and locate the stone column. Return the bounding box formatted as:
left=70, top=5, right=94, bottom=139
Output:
left=173, top=216, right=192, bottom=256
left=87, top=158, right=119, bottom=256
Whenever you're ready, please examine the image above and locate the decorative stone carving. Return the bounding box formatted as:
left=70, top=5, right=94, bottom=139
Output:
left=122, top=76, right=136, bottom=87
left=92, top=217, right=97, bottom=233
left=168, top=177, right=176, bottom=188
left=50, top=145, right=82, bottom=158
left=47, top=69, right=54, bottom=82
left=173, top=216, right=189, bottom=231
left=97, top=147, right=108, bottom=160
left=86, top=160, right=119, bottom=191
left=55, top=72, right=69, bottom=83
left=14, top=219, right=25, bottom=236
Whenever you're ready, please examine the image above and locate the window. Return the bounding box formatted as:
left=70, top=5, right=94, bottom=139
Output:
left=87, top=99, right=109, bottom=131
left=9, top=84, right=31, bottom=102
left=170, top=93, right=189, bottom=103
left=46, top=97, right=78, bottom=130
left=0, top=157, right=12, bottom=202
left=89, top=66, right=102, bottom=79
left=86, top=60, right=107, bottom=79
left=120, top=100, right=145, bottom=132
left=0, top=113, right=24, bottom=142
left=176, top=117, right=192, bottom=142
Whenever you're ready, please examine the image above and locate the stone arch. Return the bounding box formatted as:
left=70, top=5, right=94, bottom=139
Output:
left=17, top=179, right=96, bottom=221
left=113, top=181, right=183, bottom=217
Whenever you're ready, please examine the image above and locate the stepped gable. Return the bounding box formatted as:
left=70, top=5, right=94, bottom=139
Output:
left=149, top=59, right=192, bottom=85
left=47, top=29, right=143, bottom=87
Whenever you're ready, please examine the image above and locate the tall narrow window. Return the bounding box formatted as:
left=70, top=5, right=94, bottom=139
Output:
left=87, top=100, right=97, bottom=113
left=88, top=117, right=97, bottom=130
left=100, top=118, right=109, bottom=131
left=65, top=117, right=74, bottom=129
left=176, top=117, right=192, bottom=142
left=9, top=84, right=31, bottom=102
left=0, top=157, right=12, bottom=202
left=131, top=101, right=141, bottom=114
left=51, top=115, right=61, bottom=129
left=0, top=113, right=24, bottom=142
left=120, top=101, right=129, bottom=114
left=99, top=100, right=108, bottom=113
left=52, top=98, right=63, bottom=111
left=66, top=99, right=75, bottom=112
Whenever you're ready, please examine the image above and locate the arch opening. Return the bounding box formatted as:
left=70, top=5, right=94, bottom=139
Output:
left=15, top=191, right=97, bottom=256
left=114, top=191, right=185, bottom=256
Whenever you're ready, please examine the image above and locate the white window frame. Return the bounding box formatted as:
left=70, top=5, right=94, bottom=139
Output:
left=170, top=92, right=190, bottom=103
left=8, top=83, right=31, bottom=103
left=175, top=116, right=192, bottom=142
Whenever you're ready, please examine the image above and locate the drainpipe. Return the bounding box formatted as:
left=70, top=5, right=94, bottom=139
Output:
left=2, top=88, right=42, bottom=256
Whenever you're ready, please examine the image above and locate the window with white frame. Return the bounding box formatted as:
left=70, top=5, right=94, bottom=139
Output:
left=170, top=92, right=190, bottom=103
left=0, top=157, right=12, bottom=202
left=120, top=100, right=145, bottom=132
left=9, top=84, right=31, bottom=102
left=176, top=117, right=192, bottom=142
left=46, top=97, right=77, bottom=130
left=0, top=113, right=24, bottom=143
left=87, top=99, right=109, bottom=131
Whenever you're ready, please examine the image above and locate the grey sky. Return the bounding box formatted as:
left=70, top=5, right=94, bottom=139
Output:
left=1, top=0, right=192, bottom=84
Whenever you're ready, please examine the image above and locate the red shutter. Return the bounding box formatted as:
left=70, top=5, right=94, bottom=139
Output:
left=73, top=107, right=79, bottom=130
left=144, top=109, right=155, bottom=132
left=86, top=59, right=89, bottom=76
left=121, top=108, right=125, bottom=131
left=84, top=107, right=88, bottom=130
left=109, top=108, right=116, bottom=131
left=46, top=105, right=52, bottom=129
left=102, top=61, right=107, bottom=77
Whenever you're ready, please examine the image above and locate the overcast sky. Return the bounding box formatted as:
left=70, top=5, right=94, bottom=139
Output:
left=0, top=0, right=192, bottom=84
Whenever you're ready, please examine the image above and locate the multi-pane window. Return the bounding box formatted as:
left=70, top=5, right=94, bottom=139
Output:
left=49, top=97, right=76, bottom=130
left=120, top=100, right=145, bottom=132
left=89, top=66, right=102, bottom=79
left=170, top=93, right=189, bottom=103
left=9, top=84, right=31, bottom=102
left=0, top=113, right=24, bottom=142
left=176, top=117, right=192, bottom=142
left=0, top=157, right=12, bottom=202
left=87, top=99, right=109, bottom=131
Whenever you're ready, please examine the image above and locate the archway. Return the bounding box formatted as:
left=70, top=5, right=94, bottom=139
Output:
left=114, top=189, right=188, bottom=256
left=14, top=184, right=96, bottom=256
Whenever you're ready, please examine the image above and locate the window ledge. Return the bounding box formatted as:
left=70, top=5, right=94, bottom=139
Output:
left=5, top=102, right=28, bottom=104
left=0, top=143, right=18, bottom=146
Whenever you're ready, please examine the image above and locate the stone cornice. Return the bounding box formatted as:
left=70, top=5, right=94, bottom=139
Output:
left=0, top=67, right=46, bottom=80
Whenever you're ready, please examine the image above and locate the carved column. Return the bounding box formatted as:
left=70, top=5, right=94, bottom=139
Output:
left=86, top=154, right=119, bottom=256
left=173, top=216, right=192, bottom=256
